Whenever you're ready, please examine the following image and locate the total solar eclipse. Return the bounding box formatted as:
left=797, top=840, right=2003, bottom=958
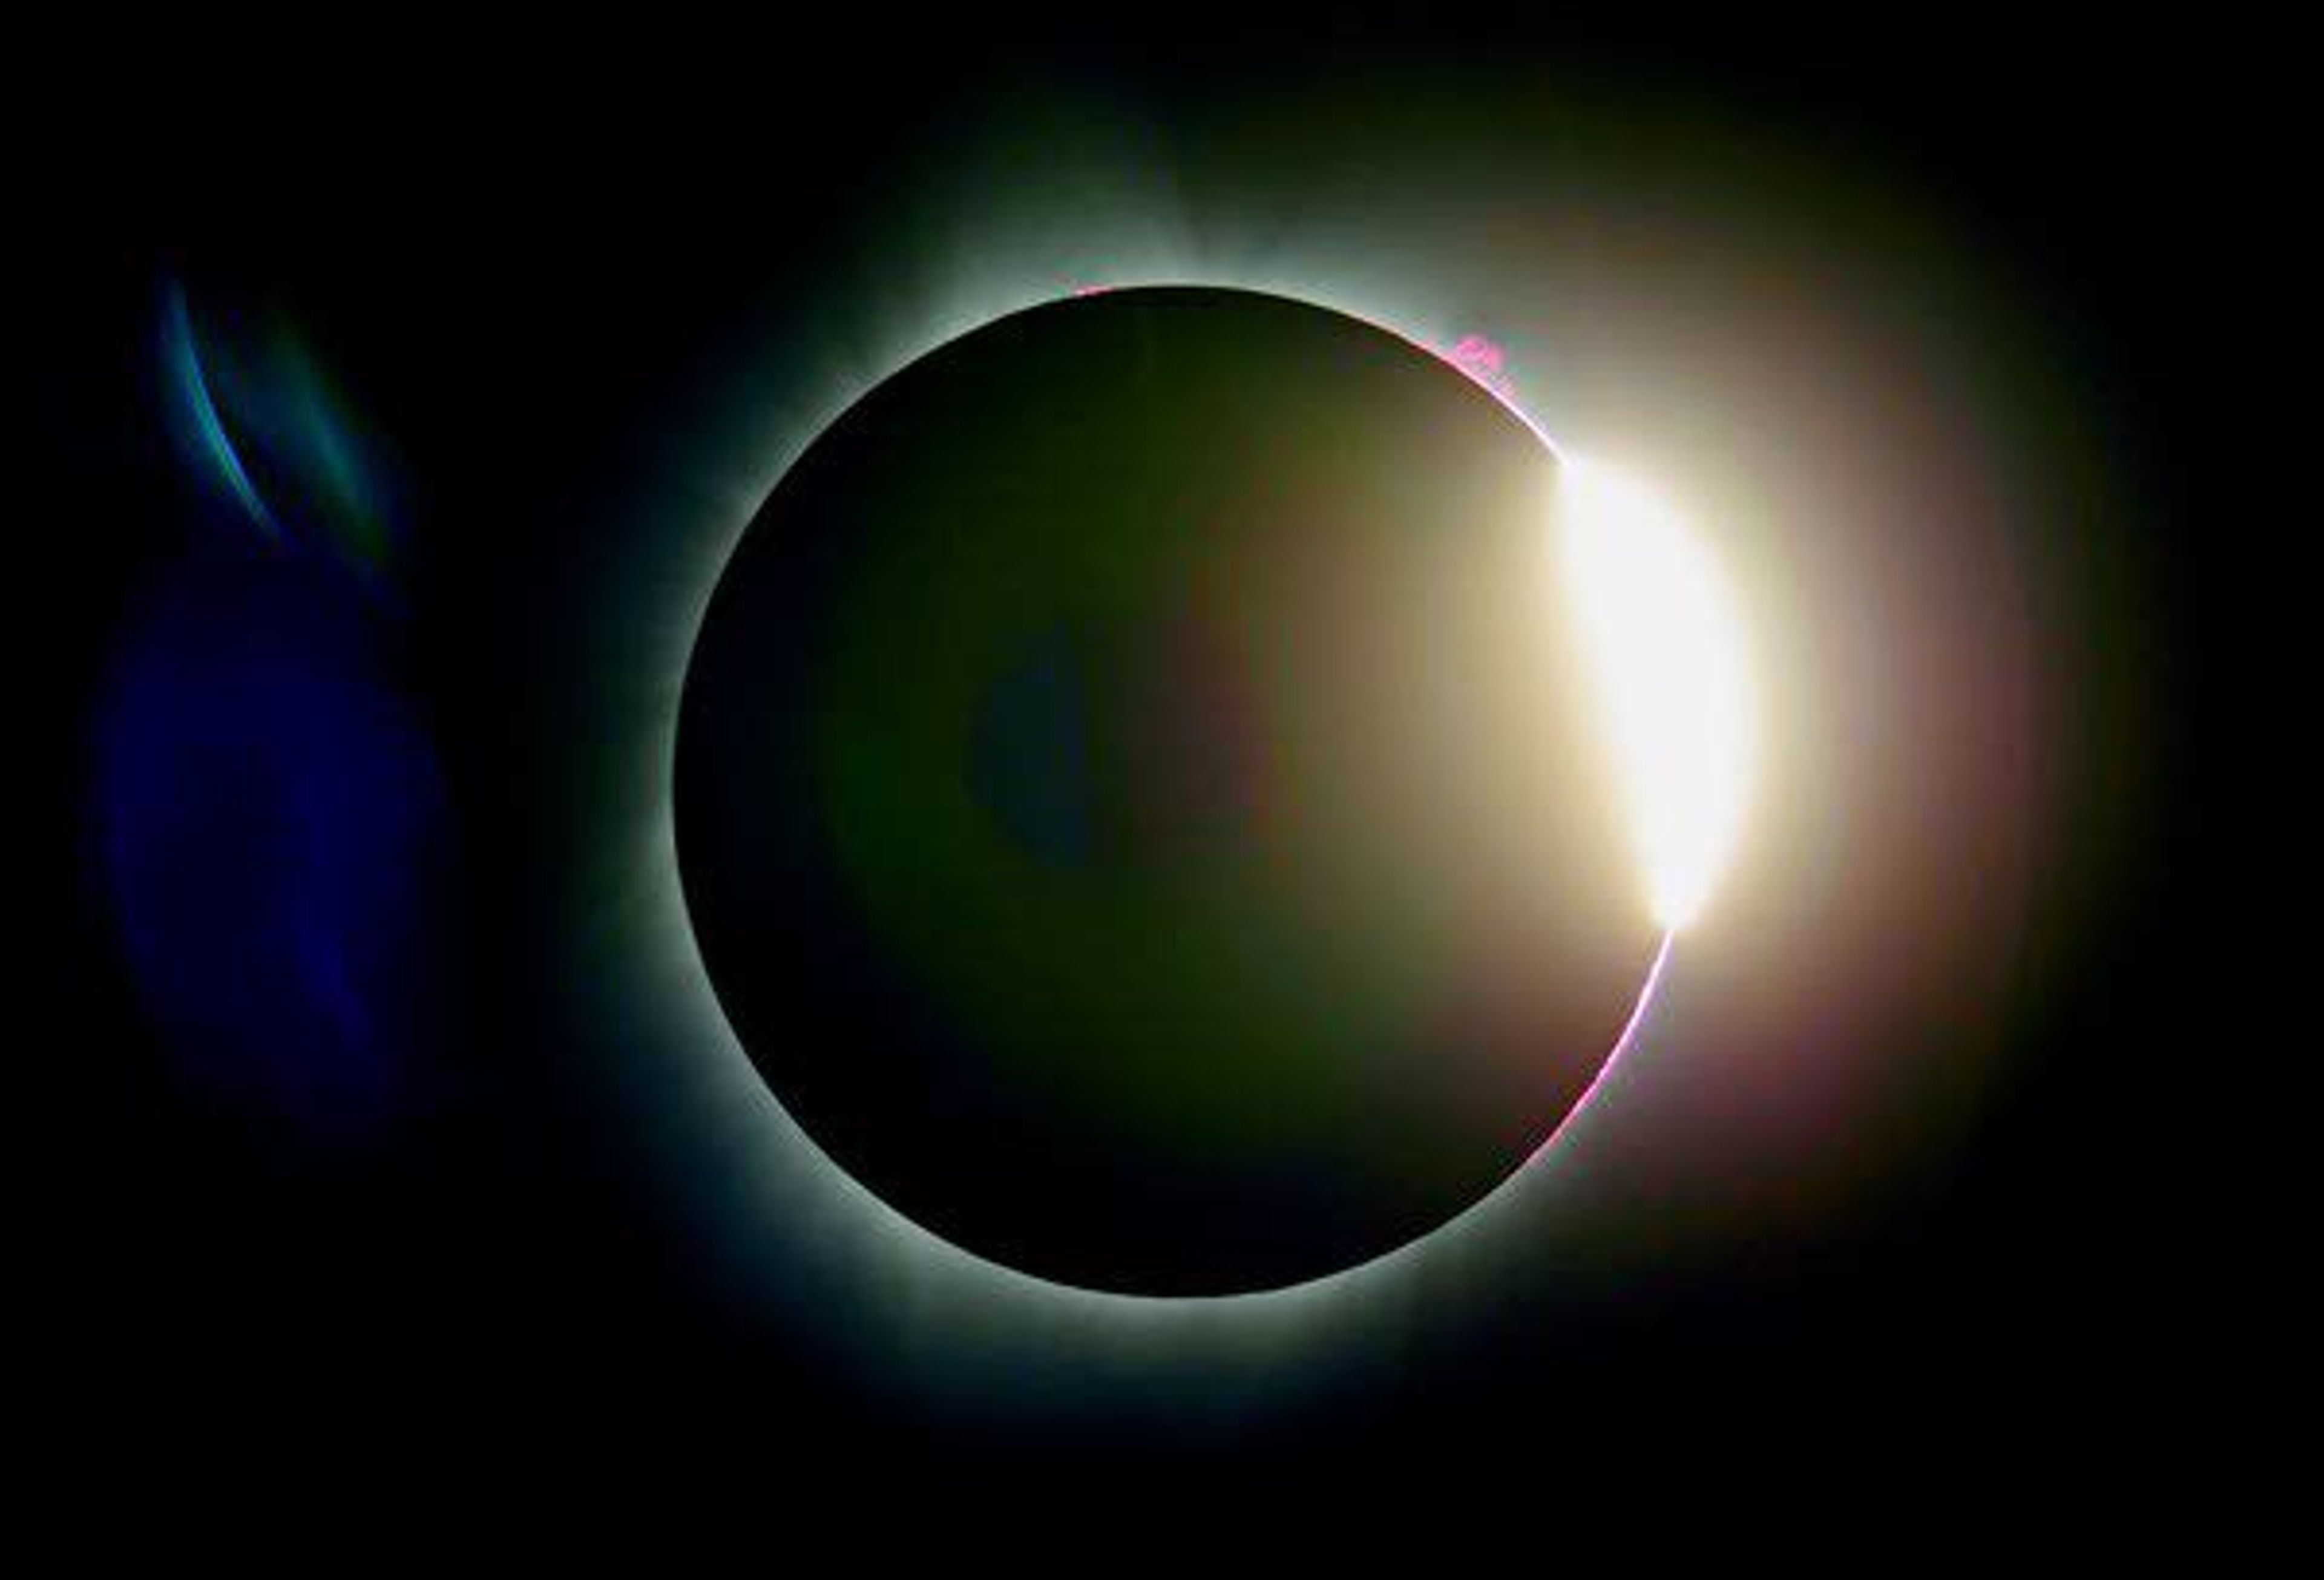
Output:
left=676, top=285, right=1744, bottom=1296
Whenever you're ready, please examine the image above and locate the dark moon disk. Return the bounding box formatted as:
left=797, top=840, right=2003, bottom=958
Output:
left=676, top=286, right=1659, bottom=1295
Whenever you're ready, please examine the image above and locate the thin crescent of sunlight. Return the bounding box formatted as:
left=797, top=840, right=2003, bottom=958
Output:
left=1556, top=456, right=1757, bottom=931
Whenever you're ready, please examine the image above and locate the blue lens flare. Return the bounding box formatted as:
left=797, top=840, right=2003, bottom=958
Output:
left=94, top=558, right=449, bottom=1139
left=160, top=280, right=402, bottom=597
left=162, top=283, right=281, bottom=543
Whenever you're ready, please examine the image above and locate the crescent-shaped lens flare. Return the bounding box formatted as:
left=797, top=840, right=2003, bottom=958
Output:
left=1557, top=456, right=1757, bottom=931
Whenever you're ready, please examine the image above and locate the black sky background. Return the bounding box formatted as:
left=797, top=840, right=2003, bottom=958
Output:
left=25, top=16, right=2262, bottom=1496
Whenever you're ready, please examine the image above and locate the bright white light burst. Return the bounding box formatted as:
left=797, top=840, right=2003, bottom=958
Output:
left=1557, top=456, right=1757, bottom=931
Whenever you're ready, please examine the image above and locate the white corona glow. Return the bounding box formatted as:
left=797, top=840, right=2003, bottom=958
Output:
left=1557, top=456, right=1756, bottom=930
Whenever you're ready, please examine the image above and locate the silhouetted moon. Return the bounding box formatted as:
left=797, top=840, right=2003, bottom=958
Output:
left=677, top=286, right=1658, bottom=1294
